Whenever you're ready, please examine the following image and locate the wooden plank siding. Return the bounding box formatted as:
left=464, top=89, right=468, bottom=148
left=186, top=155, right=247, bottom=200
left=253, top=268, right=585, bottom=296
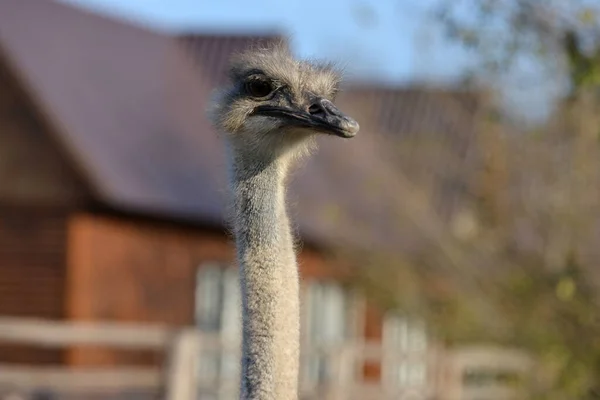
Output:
left=362, top=304, right=384, bottom=381
left=0, top=49, right=89, bottom=364
left=65, top=213, right=234, bottom=366
left=65, top=213, right=352, bottom=367
left=0, top=208, right=68, bottom=364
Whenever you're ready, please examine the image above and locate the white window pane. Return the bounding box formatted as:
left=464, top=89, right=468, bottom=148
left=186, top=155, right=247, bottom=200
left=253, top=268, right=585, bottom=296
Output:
left=219, top=268, right=242, bottom=380
left=221, top=268, right=241, bottom=341
left=195, top=263, right=243, bottom=393
left=308, top=282, right=349, bottom=343
left=196, top=350, right=220, bottom=386
left=384, top=314, right=429, bottom=389
left=304, top=281, right=353, bottom=387
left=385, top=315, right=427, bottom=352
left=322, top=284, right=346, bottom=341
left=308, top=284, right=324, bottom=341
left=407, top=362, right=427, bottom=385
left=195, top=266, right=223, bottom=332
left=396, top=362, right=426, bottom=387
left=408, top=321, right=427, bottom=352
left=398, top=362, right=408, bottom=385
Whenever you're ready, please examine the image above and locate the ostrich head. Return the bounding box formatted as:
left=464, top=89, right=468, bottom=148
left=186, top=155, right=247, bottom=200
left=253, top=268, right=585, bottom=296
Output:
left=210, top=42, right=359, bottom=162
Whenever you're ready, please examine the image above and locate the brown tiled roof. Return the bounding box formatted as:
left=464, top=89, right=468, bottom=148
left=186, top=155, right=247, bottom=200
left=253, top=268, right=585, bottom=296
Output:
left=0, top=0, right=484, bottom=250
left=338, top=85, right=484, bottom=158
left=0, top=0, right=226, bottom=224
left=335, top=86, right=486, bottom=220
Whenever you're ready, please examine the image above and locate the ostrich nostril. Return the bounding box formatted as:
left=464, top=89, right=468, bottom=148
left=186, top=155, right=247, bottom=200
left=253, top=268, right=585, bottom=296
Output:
left=308, top=103, right=326, bottom=118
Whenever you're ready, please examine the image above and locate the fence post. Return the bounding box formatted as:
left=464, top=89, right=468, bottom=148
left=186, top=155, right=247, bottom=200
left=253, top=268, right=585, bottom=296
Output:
left=322, top=345, right=353, bottom=400
left=165, top=329, right=201, bottom=400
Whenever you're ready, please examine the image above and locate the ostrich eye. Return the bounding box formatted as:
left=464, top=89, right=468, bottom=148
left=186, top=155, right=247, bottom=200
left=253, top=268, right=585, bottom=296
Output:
left=245, top=79, right=273, bottom=98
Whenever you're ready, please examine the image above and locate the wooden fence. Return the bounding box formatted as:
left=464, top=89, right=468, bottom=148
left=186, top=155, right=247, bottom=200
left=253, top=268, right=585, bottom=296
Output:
left=0, top=317, right=534, bottom=400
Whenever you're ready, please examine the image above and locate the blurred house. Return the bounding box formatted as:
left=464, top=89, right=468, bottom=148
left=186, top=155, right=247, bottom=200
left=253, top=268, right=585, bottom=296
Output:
left=0, top=0, right=491, bottom=397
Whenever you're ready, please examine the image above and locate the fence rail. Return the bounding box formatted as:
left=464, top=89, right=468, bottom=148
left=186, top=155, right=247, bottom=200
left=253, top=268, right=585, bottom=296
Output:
left=0, top=317, right=173, bottom=348
left=0, top=366, right=160, bottom=391
left=0, top=317, right=533, bottom=400
left=0, top=318, right=182, bottom=399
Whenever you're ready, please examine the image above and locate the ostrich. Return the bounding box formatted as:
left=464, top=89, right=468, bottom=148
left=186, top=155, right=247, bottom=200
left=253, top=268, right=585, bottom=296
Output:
left=209, top=42, right=359, bottom=400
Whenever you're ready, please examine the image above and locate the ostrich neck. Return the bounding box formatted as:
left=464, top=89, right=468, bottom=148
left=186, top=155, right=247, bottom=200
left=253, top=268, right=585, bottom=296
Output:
left=230, top=153, right=300, bottom=400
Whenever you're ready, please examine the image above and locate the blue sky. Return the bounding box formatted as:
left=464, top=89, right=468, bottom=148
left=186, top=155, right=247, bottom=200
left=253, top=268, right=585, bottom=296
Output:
left=57, top=0, right=570, bottom=122
left=58, top=0, right=473, bottom=85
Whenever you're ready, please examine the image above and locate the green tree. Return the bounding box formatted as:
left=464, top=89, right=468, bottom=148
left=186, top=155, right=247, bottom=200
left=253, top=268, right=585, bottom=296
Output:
left=436, top=0, right=600, bottom=92
left=337, top=92, right=600, bottom=398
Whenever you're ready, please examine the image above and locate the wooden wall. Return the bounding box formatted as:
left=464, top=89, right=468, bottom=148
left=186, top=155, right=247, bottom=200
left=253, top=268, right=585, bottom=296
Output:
left=363, top=305, right=383, bottom=381
left=65, top=213, right=349, bottom=366
left=65, top=214, right=233, bottom=366
left=0, top=208, right=68, bottom=364
left=0, top=55, right=88, bottom=364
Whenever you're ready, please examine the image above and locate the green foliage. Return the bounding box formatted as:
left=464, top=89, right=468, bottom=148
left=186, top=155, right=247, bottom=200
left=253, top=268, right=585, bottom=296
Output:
left=339, top=91, right=600, bottom=398
left=437, top=0, right=600, bottom=93
left=564, top=30, right=600, bottom=92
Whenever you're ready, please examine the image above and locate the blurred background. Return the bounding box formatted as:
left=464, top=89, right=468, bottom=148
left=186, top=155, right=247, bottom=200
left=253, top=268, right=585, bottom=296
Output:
left=0, top=0, right=599, bottom=399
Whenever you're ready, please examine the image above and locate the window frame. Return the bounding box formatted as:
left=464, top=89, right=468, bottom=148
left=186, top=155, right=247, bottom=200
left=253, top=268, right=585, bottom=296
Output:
left=194, top=262, right=242, bottom=393
left=301, top=279, right=365, bottom=389
left=382, top=312, right=432, bottom=394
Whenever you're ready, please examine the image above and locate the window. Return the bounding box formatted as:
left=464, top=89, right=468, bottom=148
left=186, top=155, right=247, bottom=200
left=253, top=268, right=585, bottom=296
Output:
left=195, top=266, right=223, bottom=332
left=303, top=281, right=359, bottom=387
left=383, top=314, right=429, bottom=389
left=195, top=263, right=242, bottom=392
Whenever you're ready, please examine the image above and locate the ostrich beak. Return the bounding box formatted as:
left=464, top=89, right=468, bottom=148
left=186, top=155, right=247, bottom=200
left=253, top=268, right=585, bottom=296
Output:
left=252, top=98, right=359, bottom=138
